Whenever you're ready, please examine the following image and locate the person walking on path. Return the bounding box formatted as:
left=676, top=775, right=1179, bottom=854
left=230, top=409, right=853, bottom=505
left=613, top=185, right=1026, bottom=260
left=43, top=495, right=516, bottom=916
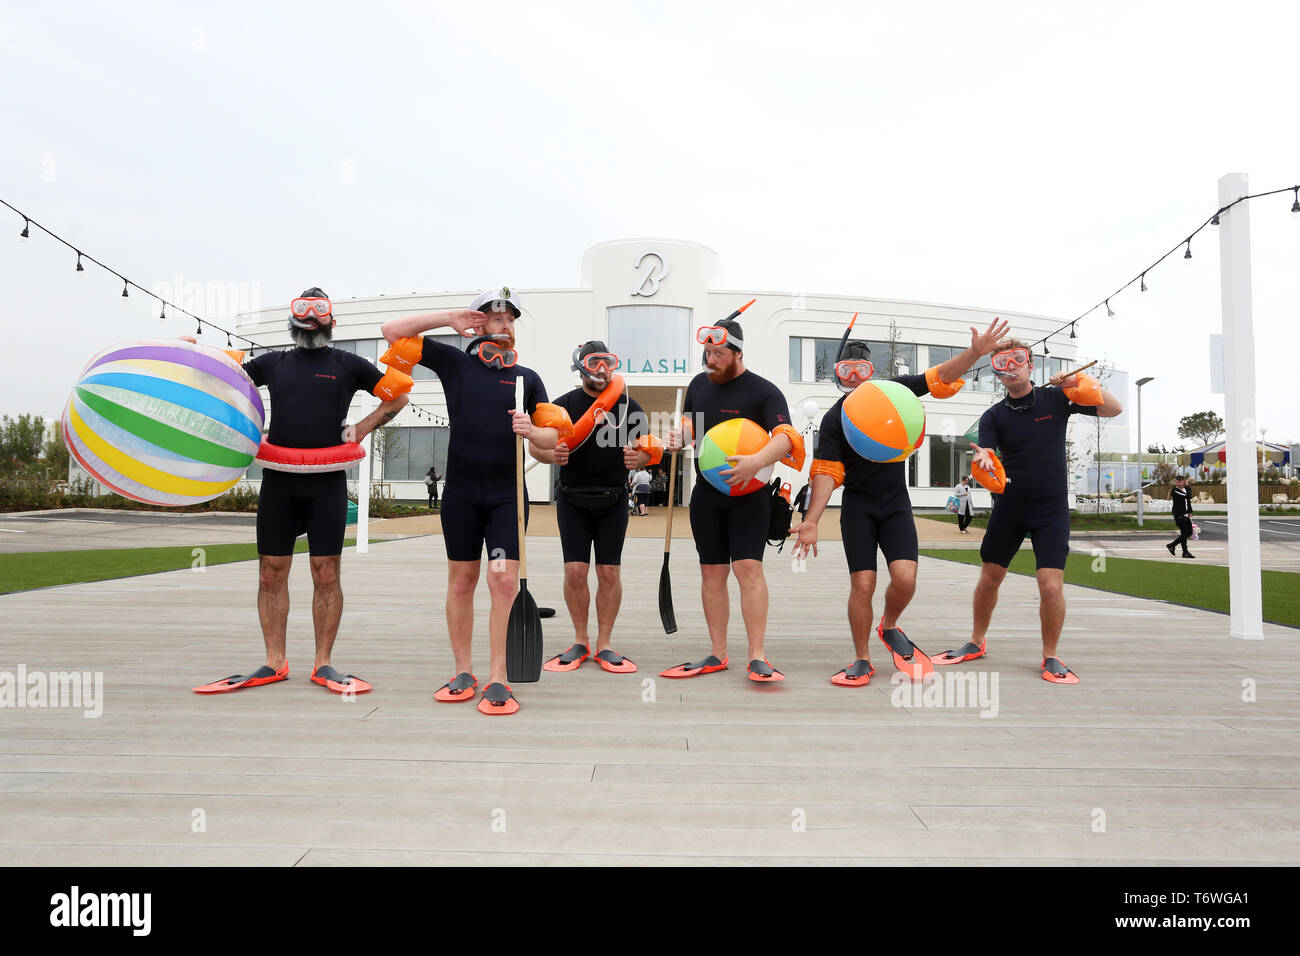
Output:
left=954, top=475, right=974, bottom=533
left=1167, top=475, right=1196, bottom=558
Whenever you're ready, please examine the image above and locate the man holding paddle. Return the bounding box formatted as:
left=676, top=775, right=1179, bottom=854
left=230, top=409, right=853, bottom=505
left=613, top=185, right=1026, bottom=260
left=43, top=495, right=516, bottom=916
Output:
left=661, top=305, right=805, bottom=683
left=937, top=341, right=1122, bottom=683
left=381, top=289, right=565, bottom=715
left=529, top=341, right=659, bottom=675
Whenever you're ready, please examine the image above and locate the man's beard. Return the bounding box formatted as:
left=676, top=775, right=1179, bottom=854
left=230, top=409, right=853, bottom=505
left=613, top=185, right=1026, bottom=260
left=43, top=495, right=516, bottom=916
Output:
left=707, top=360, right=741, bottom=384
left=290, top=324, right=334, bottom=349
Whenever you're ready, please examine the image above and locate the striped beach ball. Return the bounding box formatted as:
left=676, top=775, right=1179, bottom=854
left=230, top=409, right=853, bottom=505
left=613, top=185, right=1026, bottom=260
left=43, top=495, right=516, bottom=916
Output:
left=63, top=339, right=265, bottom=506
left=697, top=417, right=773, bottom=496
left=841, top=380, right=926, bottom=463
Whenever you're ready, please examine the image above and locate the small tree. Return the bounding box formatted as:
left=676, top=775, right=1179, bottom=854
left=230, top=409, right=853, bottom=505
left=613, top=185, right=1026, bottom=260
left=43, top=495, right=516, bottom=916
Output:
left=371, top=426, right=406, bottom=481
left=42, top=421, right=70, bottom=478
left=887, top=317, right=903, bottom=374
left=1, top=414, right=47, bottom=467
left=1177, top=410, right=1225, bottom=447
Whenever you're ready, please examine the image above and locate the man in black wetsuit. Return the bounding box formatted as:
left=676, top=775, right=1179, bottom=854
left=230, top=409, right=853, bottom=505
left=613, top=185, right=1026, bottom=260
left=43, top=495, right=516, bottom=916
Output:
left=793, top=318, right=1008, bottom=685
left=530, top=341, right=656, bottom=674
left=661, top=315, right=805, bottom=683
left=192, top=287, right=409, bottom=696
left=946, top=338, right=1123, bottom=684
left=381, top=288, right=561, bottom=715
left=1167, top=475, right=1196, bottom=558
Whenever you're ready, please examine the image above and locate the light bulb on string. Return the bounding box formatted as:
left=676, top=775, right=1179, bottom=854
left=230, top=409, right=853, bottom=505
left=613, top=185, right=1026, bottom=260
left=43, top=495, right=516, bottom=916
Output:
left=121, top=280, right=129, bottom=298
left=227, top=332, right=233, bottom=348
left=1106, top=299, right=1114, bottom=318
left=1184, top=239, right=1192, bottom=259
left=1140, top=273, right=1147, bottom=292
left=195, top=318, right=202, bottom=337
left=75, top=252, right=84, bottom=272
left=159, top=303, right=166, bottom=321
left=1292, top=188, right=1300, bottom=214
left=1211, top=213, right=1220, bottom=226
left=1069, top=322, right=1077, bottom=340
left=20, top=218, right=30, bottom=238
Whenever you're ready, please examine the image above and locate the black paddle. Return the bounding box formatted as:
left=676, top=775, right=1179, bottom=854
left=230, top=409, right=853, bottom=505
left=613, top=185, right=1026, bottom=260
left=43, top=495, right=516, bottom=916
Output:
left=507, top=377, right=542, bottom=682
left=659, top=388, right=683, bottom=635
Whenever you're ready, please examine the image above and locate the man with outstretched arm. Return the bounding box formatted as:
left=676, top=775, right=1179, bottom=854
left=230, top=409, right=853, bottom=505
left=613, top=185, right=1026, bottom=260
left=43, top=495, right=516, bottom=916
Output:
left=938, top=339, right=1122, bottom=683
left=191, top=287, right=410, bottom=696
left=529, top=341, right=660, bottom=674
left=661, top=313, right=805, bottom=683
left=380, top=288, right=562, bottom=715
left=793, top=318, right=1009, bottom=684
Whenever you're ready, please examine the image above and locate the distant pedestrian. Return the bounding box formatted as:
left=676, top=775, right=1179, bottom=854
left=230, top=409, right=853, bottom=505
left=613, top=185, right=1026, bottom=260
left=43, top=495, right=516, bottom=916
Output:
left=1167, top=475, right=1195, bottom=558
left=954, top=475, right=974, bottom=533
left=425, top=465, right=440, bottom=509
left=632, top=466, right=652, bottom=516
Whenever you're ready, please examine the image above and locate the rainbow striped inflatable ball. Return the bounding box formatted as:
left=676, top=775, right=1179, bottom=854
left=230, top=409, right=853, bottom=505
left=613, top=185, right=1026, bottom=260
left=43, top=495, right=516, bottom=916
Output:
left=63, top=339, right=265, bottom=506
left=697, top=417, right=773, bottom=496
left=841, top=380, right=926, bottom=463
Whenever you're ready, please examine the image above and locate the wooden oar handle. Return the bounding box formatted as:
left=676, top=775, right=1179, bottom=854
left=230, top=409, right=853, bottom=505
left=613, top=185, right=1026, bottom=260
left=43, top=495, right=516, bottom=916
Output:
left=1062, top=359, right=1097, bottom=378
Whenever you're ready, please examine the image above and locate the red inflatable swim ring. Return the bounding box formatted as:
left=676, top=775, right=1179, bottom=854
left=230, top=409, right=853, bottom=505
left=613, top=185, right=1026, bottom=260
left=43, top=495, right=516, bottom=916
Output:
left=256, top=441, right=365, bottom=474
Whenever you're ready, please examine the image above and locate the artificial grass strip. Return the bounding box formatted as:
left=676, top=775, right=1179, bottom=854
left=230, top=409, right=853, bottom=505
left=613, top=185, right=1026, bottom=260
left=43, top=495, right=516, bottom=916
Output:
left=0, top=539, right=358, bottom=594
left=918, top=549, right=1300, bottom=630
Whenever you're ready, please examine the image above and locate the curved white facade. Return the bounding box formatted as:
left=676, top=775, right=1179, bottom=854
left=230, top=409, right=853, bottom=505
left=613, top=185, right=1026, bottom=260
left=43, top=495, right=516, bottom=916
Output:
left=234, top=238, right=1128, bottom=508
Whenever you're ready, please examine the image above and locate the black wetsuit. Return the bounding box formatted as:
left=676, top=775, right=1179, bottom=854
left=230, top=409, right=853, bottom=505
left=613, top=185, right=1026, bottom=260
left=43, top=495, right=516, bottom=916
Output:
left=977, top=385, right=1098, bottom=569
left=816, top=374, right=928, bottom=572
left=551, top=386, right=646, bottom=566
left=683, top=369, right=792, bottom=564
left=418, top=338, right=547, bottom=562
left=243, top=346, right=383, bottom=556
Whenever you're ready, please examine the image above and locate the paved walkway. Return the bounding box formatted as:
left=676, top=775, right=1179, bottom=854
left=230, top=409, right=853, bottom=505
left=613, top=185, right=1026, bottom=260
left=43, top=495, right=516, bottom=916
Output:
left=2, top=532, right=1296, bottom=865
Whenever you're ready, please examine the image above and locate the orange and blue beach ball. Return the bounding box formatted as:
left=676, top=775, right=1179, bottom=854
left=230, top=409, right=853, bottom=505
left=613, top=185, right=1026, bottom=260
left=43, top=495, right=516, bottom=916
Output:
left=697, top=417, right=773, bottom=496
left=841, top=380, right=926, bottom=463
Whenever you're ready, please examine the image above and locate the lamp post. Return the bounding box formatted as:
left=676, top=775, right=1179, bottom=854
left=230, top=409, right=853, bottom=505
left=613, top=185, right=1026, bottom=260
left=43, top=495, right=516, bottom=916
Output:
left=1136, top=377, right=1154, bottom=527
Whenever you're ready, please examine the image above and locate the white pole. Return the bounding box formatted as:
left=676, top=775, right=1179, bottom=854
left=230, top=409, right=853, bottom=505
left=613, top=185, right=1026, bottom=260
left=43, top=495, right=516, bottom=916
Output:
left=357, top=430, right=371, bottom=555
left=1136, top=388, right=1144, bottom=527
left=1217, top=172, right=1263, bottom=640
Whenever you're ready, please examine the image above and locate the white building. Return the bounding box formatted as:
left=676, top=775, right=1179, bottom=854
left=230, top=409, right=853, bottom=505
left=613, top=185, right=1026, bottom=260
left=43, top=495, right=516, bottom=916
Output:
left=231, top=238, right=1131, bottom=509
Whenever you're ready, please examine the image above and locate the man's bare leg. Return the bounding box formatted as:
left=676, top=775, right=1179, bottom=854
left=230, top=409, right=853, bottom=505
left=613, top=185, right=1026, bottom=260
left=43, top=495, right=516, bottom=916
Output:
left=1037, top=568, right=1066, bottom=660
left=446, top=560, right=481, bottom=675
left=309, top=554, right=342, bottom=671
left=593, top=564, right=621, bottom=653
left=731, top=559, right=768, bottom=661
left=700, top=563, right=730, bottom=659
left=485, top=558, right=519, bottom=684
left=971, top=562, right=1008, bottom=646
left=879, top=559, right=917, bottom=630
left=847, top=570, right=877, bottom=660
left=563, top=562, right=591, bottom=647
left=258, top=554, right=292, bottom=669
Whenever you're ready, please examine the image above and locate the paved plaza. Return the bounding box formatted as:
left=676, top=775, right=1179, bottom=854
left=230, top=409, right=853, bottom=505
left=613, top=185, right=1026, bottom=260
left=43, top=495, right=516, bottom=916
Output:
left=1, top=513, right=1297, bottom=866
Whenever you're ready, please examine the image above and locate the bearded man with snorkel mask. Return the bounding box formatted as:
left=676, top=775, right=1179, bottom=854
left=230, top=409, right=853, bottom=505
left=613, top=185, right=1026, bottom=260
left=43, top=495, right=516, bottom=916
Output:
left=381, top=288, right=566, bottom=715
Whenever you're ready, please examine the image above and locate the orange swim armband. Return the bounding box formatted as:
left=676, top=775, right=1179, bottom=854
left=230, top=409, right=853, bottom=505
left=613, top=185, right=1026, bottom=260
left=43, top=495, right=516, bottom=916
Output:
left=810, top=458, right=845, bottom=489
left=925, top=365, right=964, bottom=399
left=1062, top=373, right=1103, bottom=406
left=636, top=433, right=664, bottom=466
left=771, top=423, right=806, bottom=471
left=973, top=451, right=1008, bottom=494
left=373, top=367, right=413, bottom=402
left=531, top=402, right=575, bottom=440
left=379, top=336, right=424, bottom=375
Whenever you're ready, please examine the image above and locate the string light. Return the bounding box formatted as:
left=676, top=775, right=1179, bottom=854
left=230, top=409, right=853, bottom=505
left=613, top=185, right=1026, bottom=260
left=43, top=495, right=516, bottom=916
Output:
left=1183, top=239, right=1192, bottom=259
left=1106, top=299, right=1114, bottom=317
left=1292, top=188, right=1300, bottom=213
left=121, top=280, right=129, bottom=297
left=75, top=252, right=84, bottom=272
left=195, top=318, right=202, bottom=336
left=20, top=217, right=30, bottom=238
left=1069, top=322, right=1077, bottom=339
left=1139, top=273, right=1147, bottom=292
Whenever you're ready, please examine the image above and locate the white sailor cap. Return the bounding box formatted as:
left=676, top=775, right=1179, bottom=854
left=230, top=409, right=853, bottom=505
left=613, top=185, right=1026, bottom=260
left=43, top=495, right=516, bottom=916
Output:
left=470, top=286, right=522, bottom=318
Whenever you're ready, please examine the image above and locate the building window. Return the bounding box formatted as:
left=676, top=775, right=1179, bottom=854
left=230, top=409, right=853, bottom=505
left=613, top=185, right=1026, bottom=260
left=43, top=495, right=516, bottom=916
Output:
left=927, top=434, right=974, bottom=488
left=791, top=337, right=919, bottom=383
left=607, top=305, right=692, bottom=376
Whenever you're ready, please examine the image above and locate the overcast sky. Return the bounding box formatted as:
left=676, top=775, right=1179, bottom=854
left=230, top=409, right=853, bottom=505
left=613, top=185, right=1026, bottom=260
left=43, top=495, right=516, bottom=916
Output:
left=3, top=0, right=1297, bottom=450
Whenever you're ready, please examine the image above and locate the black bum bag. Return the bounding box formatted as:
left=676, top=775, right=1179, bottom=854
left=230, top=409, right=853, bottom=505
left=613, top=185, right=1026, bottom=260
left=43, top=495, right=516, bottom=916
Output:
left=561, top=485, right=626, bottom=512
